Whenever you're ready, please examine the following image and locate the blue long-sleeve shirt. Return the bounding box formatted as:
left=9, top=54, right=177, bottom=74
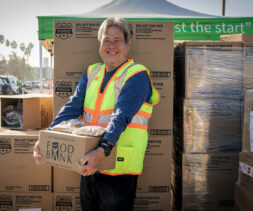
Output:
left=49, top=62, right=152, bottom=145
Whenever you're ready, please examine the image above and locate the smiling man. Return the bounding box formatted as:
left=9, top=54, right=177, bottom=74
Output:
left=34, top=17, right=160, bottom=211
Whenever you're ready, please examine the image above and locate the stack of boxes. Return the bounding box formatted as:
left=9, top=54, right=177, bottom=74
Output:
left=173, top=41, right=244, bottom=210
left=53, top=20, right=174, bottom=210
left=0, top=95, right=53, bottom=210
left=232, top=34, right=253, bottom=210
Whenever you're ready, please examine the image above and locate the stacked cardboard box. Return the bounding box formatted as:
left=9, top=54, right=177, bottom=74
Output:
left=235, top=153, right=253, bottom=210
left=0, top=95, right=53, bottom=129
left=53, top=19, right=174, bottom=210
left=0, top=128, right=53, bottom=210
left=173, top=41, right=244, bottom=210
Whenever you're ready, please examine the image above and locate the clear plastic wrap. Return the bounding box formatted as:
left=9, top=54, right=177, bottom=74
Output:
left=51, top=119, right=86, bottom=133
left=175, top=43, right=244, bottom=100
left=51, top=119, right=106, bottom=137
left=183, top=98, right=242, bottom=153
left=182, top=152, right=239, bottom=210
left=243, top=43, right=253, bottom=89
left=1, top=100, right=23, bottom=128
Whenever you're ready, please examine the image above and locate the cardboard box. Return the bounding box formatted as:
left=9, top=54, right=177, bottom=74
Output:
left=0, top=192, right=53, bottom=211
left=134, top=192, right=171, bottom=211
left=243, top=42, right=253, bottom=89
left=151, top=75, right=173, bottom=104
left=0, top=95, right=53, bottom=129
left=53, top=167, right=81, bottom=193
left=0, top=128, right=52, bottom=192
left=183, top=98, right=242, bottom=153
left=53, top=78, right=79, bottom=118
left=137, top=162, right=171, bottom=193
left=234, top=182, right=253, bottom=211
left=137, top=136, right=172, bottom=193
left=38, top=130, right=116, bottom=172
left=148, top=99, right=173, bottom=130
left=176, top=41, right=244, bottom=99
left=145, top=135, right=172, bottom=161
left=239, top=152, right=253, bottom=193
left=220, top=33, right=253, bottom=42
left=242, top=89, right=253, bottom=152
left=182, top=152, right=239, bottom=194
left=54, top=20, right=174, bottom=79
left=53, top=192, right=81, bottom=211
left=182, top=192, right=234, bottom=211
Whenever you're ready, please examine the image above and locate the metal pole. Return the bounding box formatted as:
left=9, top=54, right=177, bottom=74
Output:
left=222, top=0, right=226, bottom=16
left=39, top=40, right=43, bottom=94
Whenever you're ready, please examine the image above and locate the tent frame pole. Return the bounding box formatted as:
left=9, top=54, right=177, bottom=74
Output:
left=222, top=0, right=226, bottom=16
left=39, top=40, right=43, bottom=94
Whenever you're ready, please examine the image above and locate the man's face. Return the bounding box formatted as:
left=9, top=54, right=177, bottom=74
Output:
left=99, top=26, right=130, bottom=71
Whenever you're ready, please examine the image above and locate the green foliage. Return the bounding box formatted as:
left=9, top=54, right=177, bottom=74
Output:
left=10, top=41, right=17, bottom=49
left=0, top=52, right=35, bottom=80
left=5, top=39, right=10, bottom=47
left=0, top=35, right=4, bottom=44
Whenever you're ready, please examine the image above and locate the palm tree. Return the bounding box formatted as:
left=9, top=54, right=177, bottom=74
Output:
left=19, top=43, right=26, bottom=52
left=0, top=35, right=4, bottom=44
left=5, top=39, right=10, bottom=47
left=24, top=42, right=34, bottom=61
left=11, top=41, right=17, bottom=49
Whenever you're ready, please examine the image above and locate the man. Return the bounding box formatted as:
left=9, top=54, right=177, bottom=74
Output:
left=34, top=17, right=160, bottom=211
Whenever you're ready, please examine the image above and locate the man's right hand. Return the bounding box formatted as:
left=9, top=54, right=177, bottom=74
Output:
left=33, top=140, right=43, bottom=164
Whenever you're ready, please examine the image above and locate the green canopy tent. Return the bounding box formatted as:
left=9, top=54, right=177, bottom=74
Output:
left=37, top=0, right=253, bottom=92
left=38, top=0, right=253, bottom=50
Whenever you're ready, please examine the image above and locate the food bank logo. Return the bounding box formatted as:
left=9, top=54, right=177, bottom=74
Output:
left=46, top=141, right=74, bottom=164
left=55, top=81, right=72, bottom=98
left=55, top=195, right=72, bottom=211
left=55, top=23, right=73, bottom=40
left=0, top=195, right=13, bottom=210
left=0, top=138, right=11, bottom=155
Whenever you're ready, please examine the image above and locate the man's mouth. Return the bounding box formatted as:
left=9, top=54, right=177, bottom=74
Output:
left=107, top=51, right=118, bottom=55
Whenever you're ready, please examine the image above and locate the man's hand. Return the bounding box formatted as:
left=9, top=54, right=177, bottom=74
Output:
left=33, top=140, right=43, bottom=165
left=77, top=147, right=105, bottom=176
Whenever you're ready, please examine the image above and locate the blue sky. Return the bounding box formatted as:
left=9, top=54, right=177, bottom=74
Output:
left=0, top=0, right=252, bottom=67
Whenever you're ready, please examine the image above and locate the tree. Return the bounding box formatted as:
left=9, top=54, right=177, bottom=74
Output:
left=20, top=43, right=26, bottom=52
left=6, top=52, right=35, bottom=80
left=0, top=35, right=4, bottom=44
left=24, top=42, right=34, bottom=61
left=11, top=41, right=17, bottom=49
left=5, top=39, right=10, bottom=47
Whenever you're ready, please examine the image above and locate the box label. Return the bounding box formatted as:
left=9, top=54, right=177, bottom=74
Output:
left=46, top=141, right=74, bottom=164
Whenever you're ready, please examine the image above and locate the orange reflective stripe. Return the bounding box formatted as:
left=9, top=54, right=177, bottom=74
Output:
left=100, top=109, right=114, bottom=115
left=144, top=102, right=152, bottom=107
left=80, top=118, right=92, bottom=125
left=84, top=107, right=95, bottom=114
left=92, top=93, right=104, bottom=125
left=97, top=123, right=108, bottom=127
left=127, top=123, right=148, bottom=130
left=136, top=110, right=151, bottom=118
left=99, top=170, right=142, bottom=176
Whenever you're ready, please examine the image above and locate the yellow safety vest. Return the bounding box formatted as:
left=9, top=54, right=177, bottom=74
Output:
left=80, top=58, right=160, bottom=175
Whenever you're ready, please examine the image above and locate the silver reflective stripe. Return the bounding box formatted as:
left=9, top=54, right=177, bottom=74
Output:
left=87, top=64, right=103, bottom=90
left=131, top=115, right=150, bottom=126
left=114, top=63, right=136, bottom=104
left=97, top=114, right=112, bottom=124
left=82, top=112, right=93, bottom=123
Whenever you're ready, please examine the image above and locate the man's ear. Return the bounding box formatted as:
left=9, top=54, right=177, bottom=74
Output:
left=127, top=39, right=132, bottom=49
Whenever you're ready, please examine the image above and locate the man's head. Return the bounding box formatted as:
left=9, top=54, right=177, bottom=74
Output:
left=98, top=17, right=133, bottom=71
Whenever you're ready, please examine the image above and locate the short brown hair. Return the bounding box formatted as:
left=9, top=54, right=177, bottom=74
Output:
left=98, top=17, right=133, bottom=44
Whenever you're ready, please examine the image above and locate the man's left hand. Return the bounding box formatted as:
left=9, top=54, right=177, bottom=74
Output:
left=77, top=147, right=105, bottom=176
